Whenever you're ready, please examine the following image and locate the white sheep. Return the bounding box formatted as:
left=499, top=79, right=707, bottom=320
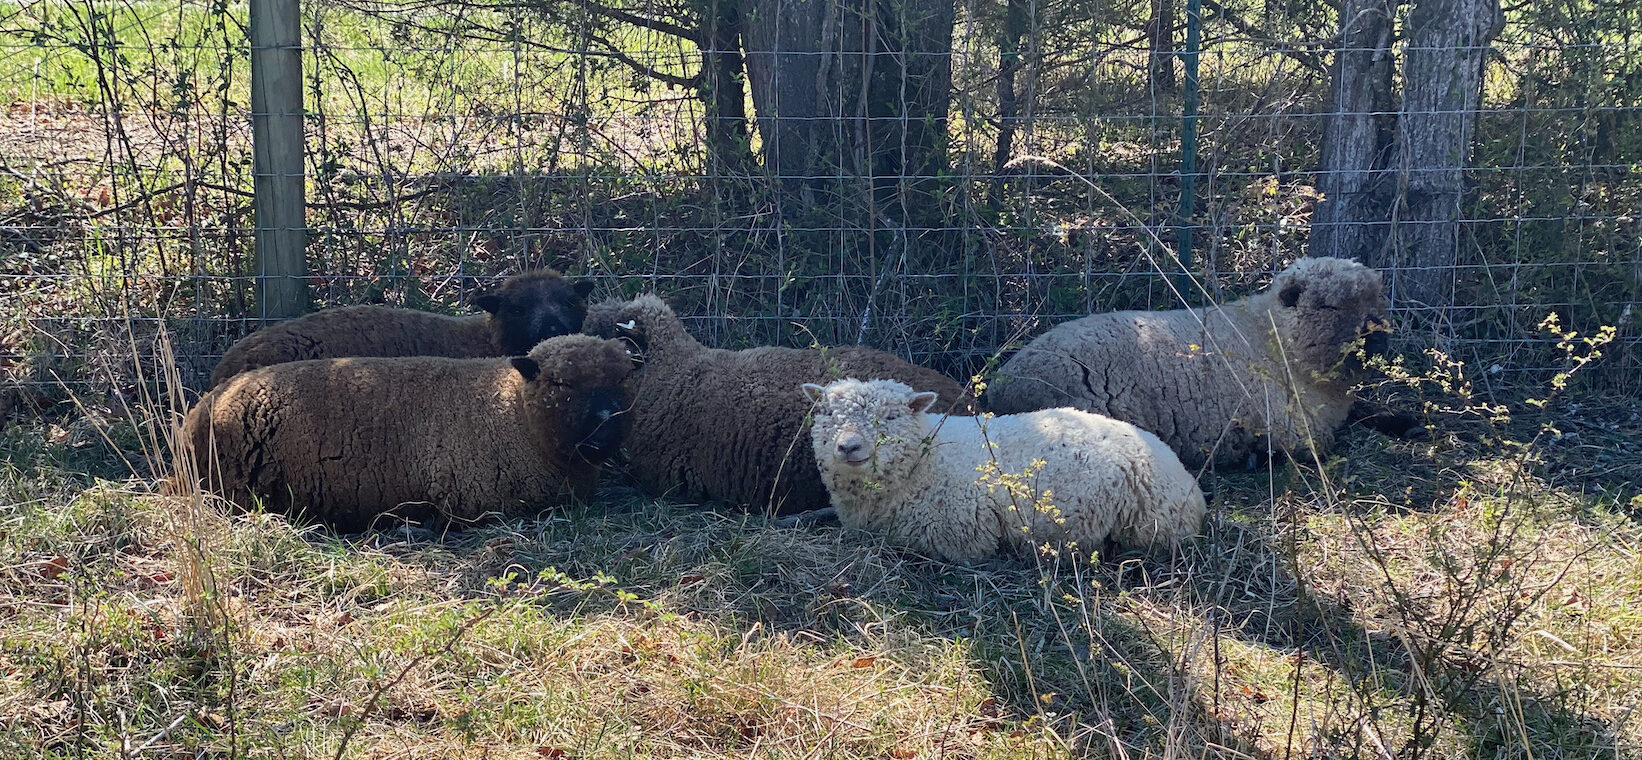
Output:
left=804, top=378, right=1206, bottom=562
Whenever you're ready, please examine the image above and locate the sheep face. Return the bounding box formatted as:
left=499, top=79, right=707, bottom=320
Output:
left=475, top=270, right=597, bottom=355
left=803, top=379, right=940, bottom=482
left=582, top=294, right=693, bottom=357
left=510, top=335, right=638, bottom=464
left=1267, top=257, right=1392, bottom=382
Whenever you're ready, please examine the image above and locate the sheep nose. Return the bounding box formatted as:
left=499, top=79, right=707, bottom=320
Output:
left=835, top=433, right=871, bottom=464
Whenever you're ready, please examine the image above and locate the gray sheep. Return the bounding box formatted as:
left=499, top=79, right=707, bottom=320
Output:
left=985, top=257, right=1399, bottom=468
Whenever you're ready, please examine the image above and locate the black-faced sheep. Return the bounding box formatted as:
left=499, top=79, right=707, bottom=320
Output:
left=582, top=294, right=975, bottom=514
left=180, top=334, right=636, bottom=532
left=805, top=378, right=1206, bottom=562
left=984, top=257, right=1396, bottom=469
left=209, top=269, right=595, bottom=388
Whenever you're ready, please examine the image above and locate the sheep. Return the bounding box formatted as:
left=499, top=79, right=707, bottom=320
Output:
left=209, top=269, right=596, bottom=388
left=179, top=334, right=636, bottom=532
left=804, top=378, right=1206, bottom=562
left=581, top=294, right=974, bottom=514
left=984, top=256, right=1404, bottom=469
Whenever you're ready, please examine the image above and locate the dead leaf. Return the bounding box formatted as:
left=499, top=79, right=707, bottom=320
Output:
left=850, top=656, right=877, bottom=669
left=310, top=699, right=355, bottom=719
left=536, top=748, right=567, bottom=758
left=37, top=555, right=69, bottom=580
left=974, top=697, right=1000, bottom=721
left=678, top=573, right=705, bottom=586
left=888, top=746, right=918, bottom=758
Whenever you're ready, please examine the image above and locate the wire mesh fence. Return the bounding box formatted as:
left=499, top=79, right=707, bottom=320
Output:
left=1, top=0, right=1638, bottom=421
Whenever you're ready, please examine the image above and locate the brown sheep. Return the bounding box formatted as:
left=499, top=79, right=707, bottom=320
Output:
left=582, top=294, right=974, bottom=515
left=209, top=269, right=595, bottom=388
left=180, top=335, right=636, bottom=532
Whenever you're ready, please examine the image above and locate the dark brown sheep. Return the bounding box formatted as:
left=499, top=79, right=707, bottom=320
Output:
left=583, top=294, right=973, bottom=515
left=209, top=270, right=595, bottom=388
left=180, top=335, right=636, bottom=532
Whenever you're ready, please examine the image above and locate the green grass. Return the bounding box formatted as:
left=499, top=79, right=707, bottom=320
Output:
left=2, top=392, right=1639, bottom=758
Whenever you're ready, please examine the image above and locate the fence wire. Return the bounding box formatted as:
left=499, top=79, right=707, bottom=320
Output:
left=1, top=0, right=1638, bottom=418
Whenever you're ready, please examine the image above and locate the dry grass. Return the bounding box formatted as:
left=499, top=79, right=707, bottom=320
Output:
left=2, top=376, right=1640, bottom=759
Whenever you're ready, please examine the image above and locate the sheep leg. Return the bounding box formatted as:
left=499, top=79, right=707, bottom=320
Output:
left=774, top=507, right=839, bottom=528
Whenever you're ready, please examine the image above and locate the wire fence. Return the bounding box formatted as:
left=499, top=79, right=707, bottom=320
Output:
left=1, top=0, right=1639, bottom=420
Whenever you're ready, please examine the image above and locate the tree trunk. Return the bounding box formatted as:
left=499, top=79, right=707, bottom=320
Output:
left=990, top=0, right=1029, bottom=204
left=742, top=0, right=954, bottom=225
left=1391, top=0, right=1503, bottom=310
left=1308, top=0, right=1399, bottom=266
left=1147, top=0, right=1177, bottom=94
left=702, top=0, right=755, bottom=173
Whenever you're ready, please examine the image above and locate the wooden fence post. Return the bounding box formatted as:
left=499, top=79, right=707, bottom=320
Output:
left=250, top=0, right=308, bottom=322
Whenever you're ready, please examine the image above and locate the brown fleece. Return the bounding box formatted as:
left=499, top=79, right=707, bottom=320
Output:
left=181, top=335, right=636, bottom=532
left=583, top=294, right=974, bottom=515
left=985, top=257, right=1391, bottom=469
left=209, top=269, right=593, bottom=388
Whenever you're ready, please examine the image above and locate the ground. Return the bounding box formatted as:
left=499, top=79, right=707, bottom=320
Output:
left=1, top=385, right=1639, bottom=759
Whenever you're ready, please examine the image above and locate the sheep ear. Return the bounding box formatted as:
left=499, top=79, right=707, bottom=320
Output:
left=510, top=356, right=540, bottom=381
left=909, top=392, right=940, bottom=414
left=475, top=293, right=502, bottom=314
left=801, top=383, right=826, bottom=403
left=572, top=280, right=595, bottom=299
left=1277, top=280, right=1304, bottom=308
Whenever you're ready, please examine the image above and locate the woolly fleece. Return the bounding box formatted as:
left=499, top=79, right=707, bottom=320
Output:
left=806, top=378, right=1206, bottom=562
left=984, top=257, right=1391, bottom=468
left=181, top=334, right=636, bottom=531
left=583, top=294, right=974, bottom=514
left=209, top=269, right=594, bottom=388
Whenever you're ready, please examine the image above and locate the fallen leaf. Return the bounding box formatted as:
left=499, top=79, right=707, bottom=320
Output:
left=38, top=556, right=69, bottom=580
left=888, top=746, right=918, bottom=758
left=974, top=697, right=1000, bottom=721
left=537, top=747, right=567, bottom=758
left=310, top=699, right=355, bottom=719
left=850, top=656, right=877, bottom=668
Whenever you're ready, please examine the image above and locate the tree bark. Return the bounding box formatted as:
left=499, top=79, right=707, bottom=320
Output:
left=701, top=0, right=755, bottom=173
left=742, top=0, right=954, bottom=225
left=1308, top=0, right=1400, bottom=267
left=1391, top=0, right=1503, bottom=310
left=1147, top=0, right=1177, bottom=94
left=991, top=0, right=1029, bottom=204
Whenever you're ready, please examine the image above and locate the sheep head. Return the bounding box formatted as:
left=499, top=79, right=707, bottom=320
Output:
left=1264, top=257, right=1392, bottom=382
left=580, top=294, right=695, bottom=358
left=803, top=378, right=939, bottom=481
left=510, top=334, right=637, bottom=465
left=474, top=269, right=597, bottom=355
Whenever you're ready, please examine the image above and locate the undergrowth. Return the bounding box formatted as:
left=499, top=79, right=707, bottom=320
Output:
left=1, top=359, right=1639, bottom=758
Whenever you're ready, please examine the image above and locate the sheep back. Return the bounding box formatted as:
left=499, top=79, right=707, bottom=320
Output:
left=210, top=269, right=593, bottom=388
left=181, top=334, right=635, bottom=531
left=587, top=295, right=972, bottom=514
left=985, top=257, right=1386, bottom=468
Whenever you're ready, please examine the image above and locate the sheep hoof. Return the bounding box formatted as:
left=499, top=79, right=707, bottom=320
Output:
left=775, top=507, right=838, bottom=528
